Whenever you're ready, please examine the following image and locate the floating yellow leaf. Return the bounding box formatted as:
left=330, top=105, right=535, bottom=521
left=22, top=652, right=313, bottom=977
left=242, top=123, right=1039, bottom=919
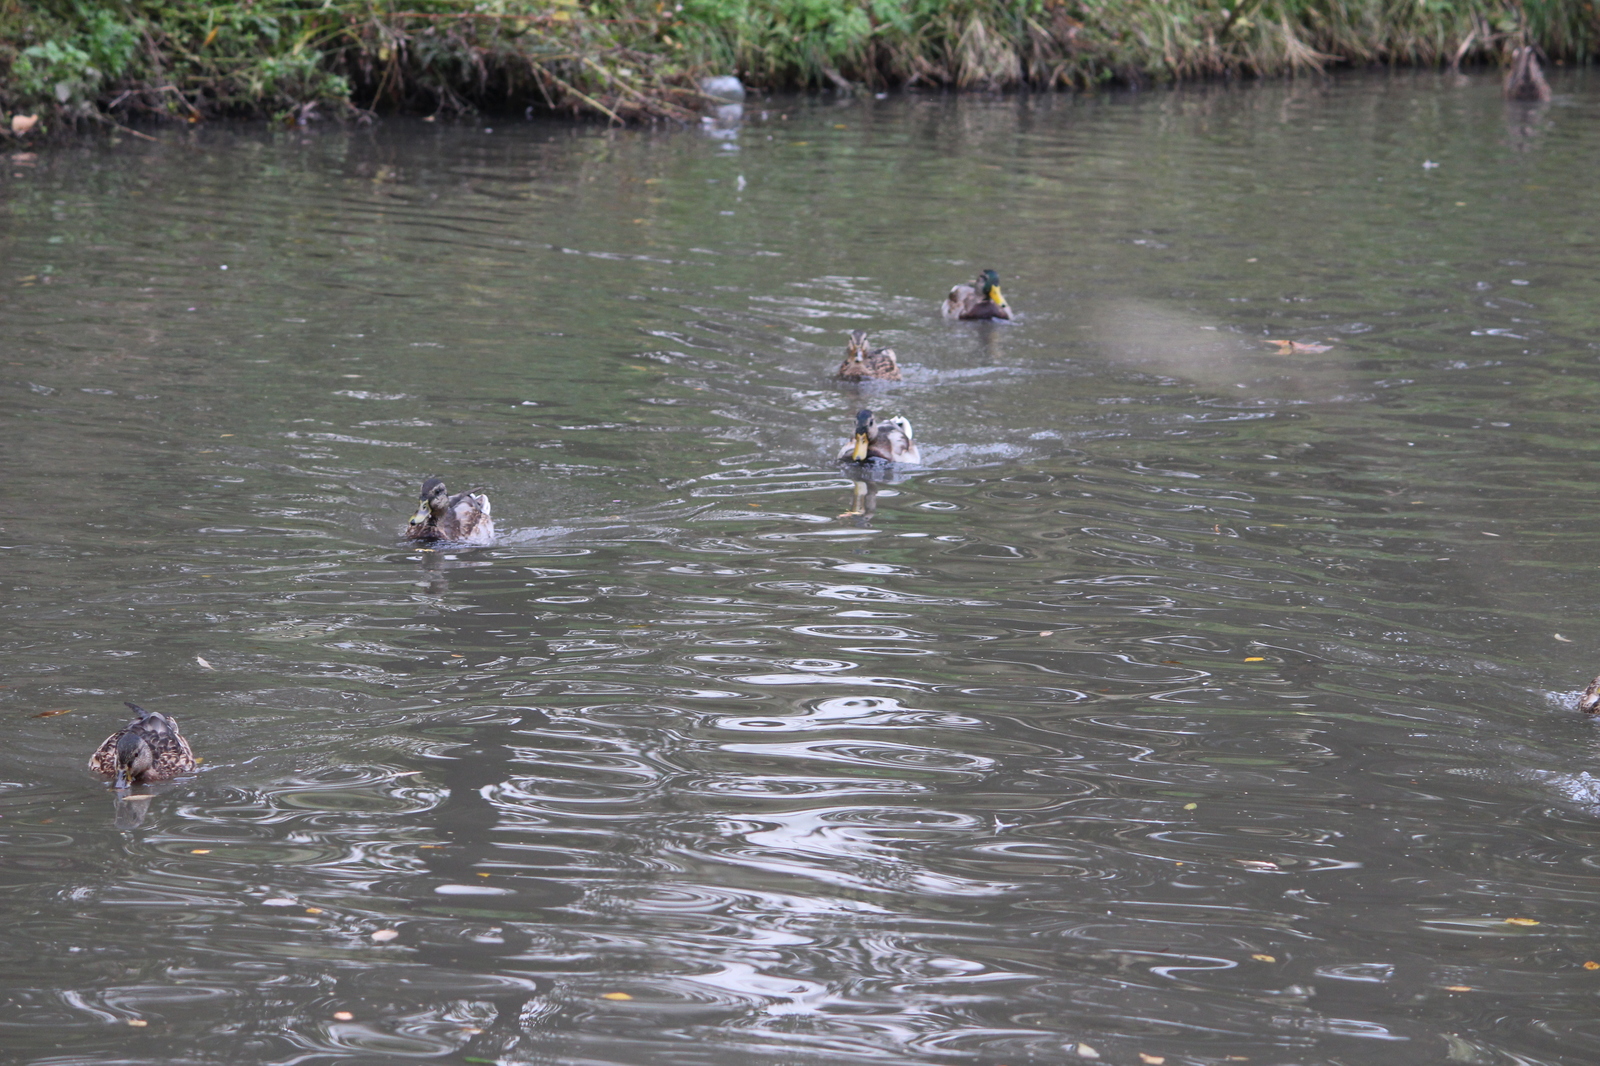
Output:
left=305, top=907, right=323, bottom=915
left=1244, top=657, right=1265, bottom=662
left=126, top=1018, right=148, bottom=1027
left=1075, top=1044, right=1100, bottom=1059
left=601, top=992, right=633, bottom=1001
left=1504, top=918, right=1539, bottom=926
left=332, top=1011, right=354, bottom=1020
left=190, top=849, right=211, bottom=855
left=1251, top=954, right=1276, bottom=963
left=1183, top=803, right=1197, bottom=810
left=370, top=929, right=399, bottom=942
left=1444, top=985, right=1473, bottom=992
left=1139, top=1056, right=1165, bottom=1065
left=1584, top=961, right=1599, bottom=970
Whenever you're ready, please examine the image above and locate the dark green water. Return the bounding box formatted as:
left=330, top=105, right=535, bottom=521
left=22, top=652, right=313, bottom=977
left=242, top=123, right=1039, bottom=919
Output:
left=6, top=70, right=1600, bottom=1066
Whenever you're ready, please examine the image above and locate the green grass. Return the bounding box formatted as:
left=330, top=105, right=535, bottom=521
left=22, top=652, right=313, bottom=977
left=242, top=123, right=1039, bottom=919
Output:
left=1, top=0, right=1596, bottom=132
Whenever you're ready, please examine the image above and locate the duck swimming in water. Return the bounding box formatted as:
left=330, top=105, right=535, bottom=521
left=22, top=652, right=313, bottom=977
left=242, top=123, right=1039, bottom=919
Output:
left=89, top=702, right=198, bottom=790
left=838, top=408, right=921, bottom=465
left=942, top=269, right=1012, bottom=321
left=1580, top=675, right=1600, bottom=715
left=835, top=330, right=902, bottom=382
left=405, top=477, right=494, bottom=545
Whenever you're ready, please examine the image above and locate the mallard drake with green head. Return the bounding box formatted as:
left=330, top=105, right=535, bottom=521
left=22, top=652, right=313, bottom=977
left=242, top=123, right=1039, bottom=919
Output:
left=89, top=702, right=197, bottom=789
left=838, top=408, right=921, bottom=464
left=405, top=477, right=494, bottom=545
left=835, top=330, right=902, bottom=382
left=942, top=269, right=1012, bottom=320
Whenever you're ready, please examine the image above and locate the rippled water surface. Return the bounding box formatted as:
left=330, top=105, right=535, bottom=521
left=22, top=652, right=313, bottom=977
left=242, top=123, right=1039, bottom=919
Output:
left=7, top=71, right=1600, bottom=1066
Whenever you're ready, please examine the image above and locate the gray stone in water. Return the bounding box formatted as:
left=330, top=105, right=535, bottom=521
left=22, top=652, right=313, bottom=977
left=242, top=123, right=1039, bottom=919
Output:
left=700, top=76, right=746, bottom=103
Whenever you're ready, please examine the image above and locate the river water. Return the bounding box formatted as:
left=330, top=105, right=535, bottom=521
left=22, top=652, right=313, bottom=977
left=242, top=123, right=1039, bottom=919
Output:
left=5, top=70, right=1600, bottom=1066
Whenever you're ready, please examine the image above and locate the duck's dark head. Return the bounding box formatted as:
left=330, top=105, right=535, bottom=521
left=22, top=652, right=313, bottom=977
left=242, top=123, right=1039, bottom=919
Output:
left=410, top=478, right=448, bottom=527
left=851, top=408, right=876, bottom=461
left=113, top=709, right=156, bottom=790
left=980, top=269, right=1007, bottom=309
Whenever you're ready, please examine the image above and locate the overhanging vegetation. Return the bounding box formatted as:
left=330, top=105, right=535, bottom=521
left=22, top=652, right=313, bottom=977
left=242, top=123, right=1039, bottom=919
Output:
left=0, top=0, right=1593, bottom=132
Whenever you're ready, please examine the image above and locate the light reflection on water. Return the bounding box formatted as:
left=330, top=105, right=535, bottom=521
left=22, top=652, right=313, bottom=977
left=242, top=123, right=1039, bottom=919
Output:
left=4, top=70, right=1600, bottom=1065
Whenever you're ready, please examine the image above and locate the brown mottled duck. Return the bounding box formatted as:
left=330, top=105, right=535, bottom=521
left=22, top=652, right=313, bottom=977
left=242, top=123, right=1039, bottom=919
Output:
left=89, top=702, right=198, bottom=789
left=405, top=477, right=494, bottom=546
left=1580, top=675, right=1600, bottom=715
left=835, top=330, right=902, bottom=382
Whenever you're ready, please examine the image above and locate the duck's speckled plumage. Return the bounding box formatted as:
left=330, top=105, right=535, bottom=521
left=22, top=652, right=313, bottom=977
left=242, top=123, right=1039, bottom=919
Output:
left=942, top=269, right=1012, bottom=321
left=404, top=477, right=494, bottom=546
left=835, top=330, right=902, bottom=382
left=89, top=702, right=197, bottom=789
left=1580, top=675, right=1600, bottom=715
left=838, top=408, right=921, bottom=465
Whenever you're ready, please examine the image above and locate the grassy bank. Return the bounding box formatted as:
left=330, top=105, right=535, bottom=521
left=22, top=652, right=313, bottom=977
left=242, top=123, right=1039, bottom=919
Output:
left=1, top=0, right=1595, bottom=133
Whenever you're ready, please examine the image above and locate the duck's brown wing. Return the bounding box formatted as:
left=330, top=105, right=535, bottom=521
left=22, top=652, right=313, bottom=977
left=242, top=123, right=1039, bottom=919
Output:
left=869, top=429, right=921, bottom=463
left=836, top=357, right=867, bottom=380
left=866, top=350, right=902, bottom=380
left=88, top=731, right=123, bottom=777
left=139, top=714, right=198, bottom=781
left=146, top=728, right=198, bottom=780
left=942, top=284, right=977, bottom=318
left=1580, top=675, right=1600, bottom=714
left=441, top=492, right=494, bottom=543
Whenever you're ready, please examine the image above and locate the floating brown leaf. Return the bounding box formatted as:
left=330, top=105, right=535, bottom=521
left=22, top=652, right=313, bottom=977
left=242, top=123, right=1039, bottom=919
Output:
left=1263, top=339, right=1333, bottom=354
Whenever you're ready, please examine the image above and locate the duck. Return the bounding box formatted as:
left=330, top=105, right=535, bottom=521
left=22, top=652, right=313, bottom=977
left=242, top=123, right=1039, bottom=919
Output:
left=405, top=477, right=494, bottom=545
left=835, top=330, right=902, bottom=382
left=1581, top=675, right=1600, bottom=715
left=838, top=408, right=921, bottom=464
left=89, top=702, right=198, bottom=789
left=942, top=269, right=1012, bottom=320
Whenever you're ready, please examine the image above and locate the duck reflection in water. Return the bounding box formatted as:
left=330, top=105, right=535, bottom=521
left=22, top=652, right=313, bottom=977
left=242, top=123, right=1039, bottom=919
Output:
left=840, top=476, right=881, bottom=526
left=837, top=444, right=918, bottom=526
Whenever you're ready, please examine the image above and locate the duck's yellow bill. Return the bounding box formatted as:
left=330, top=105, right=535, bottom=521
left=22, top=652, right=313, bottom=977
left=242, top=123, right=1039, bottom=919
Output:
left=852, top=434, right=869, bottom=461
left=409, top=502, right=432, bottom=525
left=988, top=285, right=1007, bottom=307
